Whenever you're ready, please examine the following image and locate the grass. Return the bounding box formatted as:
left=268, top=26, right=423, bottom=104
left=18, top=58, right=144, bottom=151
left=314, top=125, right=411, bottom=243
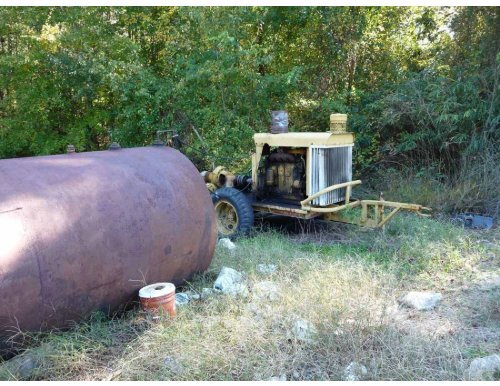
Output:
left=0, top=215, right=498, bottom=381
left=367, top=143, right=500, bottom=217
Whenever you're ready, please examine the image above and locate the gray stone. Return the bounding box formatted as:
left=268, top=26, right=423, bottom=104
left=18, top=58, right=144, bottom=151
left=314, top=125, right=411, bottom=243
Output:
left=175, top=292, right=190, bottom=307
left=467, top=354, right=500, bottom=381
left=399, top=291, right=442, bottom=310
left=256, top=264, right=277, bottom=274
left=163, top=356, right=184, bottom=375
left=342, top=361, right=368, bottom=381
left=218, top=238, right=236, bottom=251
left=185, top=290, right=200, bottom=300
left=213, top=267, right=248, bottom=297
left=290, top=319, right=317, bottom=343
left=201, top=287, right=217, bottom=298
left=252, top=281, right=280, bottom=302
left=0, top=353, right=40, bottom=380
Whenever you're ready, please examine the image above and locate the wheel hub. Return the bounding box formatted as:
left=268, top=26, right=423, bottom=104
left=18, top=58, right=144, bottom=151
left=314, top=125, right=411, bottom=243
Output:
left=215, top=199, right=239, bottom=236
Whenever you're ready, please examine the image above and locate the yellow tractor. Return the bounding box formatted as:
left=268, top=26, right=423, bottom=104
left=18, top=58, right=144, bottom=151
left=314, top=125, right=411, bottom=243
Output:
left=201, top=113, right=431, bottom=238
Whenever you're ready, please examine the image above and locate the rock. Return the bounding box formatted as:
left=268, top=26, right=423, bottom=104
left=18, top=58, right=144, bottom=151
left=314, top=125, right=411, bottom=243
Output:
left=185, top=290, right=200, bottom=300
left=266, top=374, right=287, bottom=381
left=467, top=354, right=500, bottom=381
left=252, top=281, right=280, bottom=302
left=163, top=356, right=184, bottom=375
left=218, top=238, right=236, bottom=251
left=175, top=292, right=190, bottom=307
left=256, top=264, right=277, bottom=274
left=175, top=290, right=201, bottom=306
left=342, top=361, right=368, bottom=381
left=399, top=291, right=442, bottom=311
left=201, top=288, right=217, bottom=298
left=290, top=319, right=317, bottom=343
left=0, top=352, right=41, bottom=380
left=213, top=267, right=248, bottom=297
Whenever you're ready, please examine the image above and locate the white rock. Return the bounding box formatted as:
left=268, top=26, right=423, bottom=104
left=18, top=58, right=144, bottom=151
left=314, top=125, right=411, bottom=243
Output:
left=343, top=361, right=368, bottom=381
left=185, top=290, right=200, bottom=300
left=256, top=264, right=277, bottom=274
left=291, top=319, right=317, bottom=342
left=213, top=267, right=248, bottom=297
left=163, top=356, right=184, bottom=375
left=201, top=287, right=217, bottom=298
left=175, top=293, right=190, bottom=307
left=252, top=281, right=280, bottom=301
left=266, top=374, right=287, bottom=381
left=468, top=354, right=500, bottom=380
left=174, top=290, right=201, bottom=306
left=0, top=353, right=40, bottom=380
left=218, top=238, right=236, bottom=250
left=399, top=291, right=442, bottom=310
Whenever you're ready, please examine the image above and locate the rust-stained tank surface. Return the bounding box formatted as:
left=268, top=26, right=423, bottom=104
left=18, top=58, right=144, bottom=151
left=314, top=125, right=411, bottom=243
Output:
left=0, top=146, right=216, bottom=352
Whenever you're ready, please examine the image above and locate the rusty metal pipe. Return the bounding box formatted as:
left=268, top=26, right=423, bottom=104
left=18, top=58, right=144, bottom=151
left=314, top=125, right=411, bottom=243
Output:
left=0, top=146, right=216, bottom=353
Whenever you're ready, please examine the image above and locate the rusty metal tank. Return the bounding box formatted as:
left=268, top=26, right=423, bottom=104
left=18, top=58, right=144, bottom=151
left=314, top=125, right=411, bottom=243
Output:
left=0, top=146, right=216, bottom=350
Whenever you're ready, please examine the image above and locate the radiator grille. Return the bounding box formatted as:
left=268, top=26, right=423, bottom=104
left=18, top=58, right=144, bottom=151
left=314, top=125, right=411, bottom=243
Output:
left=310, top=146, right=352, bottom=206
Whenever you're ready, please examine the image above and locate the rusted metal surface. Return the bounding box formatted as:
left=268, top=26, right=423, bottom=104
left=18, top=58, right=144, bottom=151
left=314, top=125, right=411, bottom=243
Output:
left=329, top=113, right=348, bottom=133
left=269, top=110, right=288, bottom=134
left=0, top=146, right=216, bottom=352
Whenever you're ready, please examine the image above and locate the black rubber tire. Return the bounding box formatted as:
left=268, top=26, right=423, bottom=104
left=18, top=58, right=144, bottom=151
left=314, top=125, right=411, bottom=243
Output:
left=212, top=187, right=254, bottom=239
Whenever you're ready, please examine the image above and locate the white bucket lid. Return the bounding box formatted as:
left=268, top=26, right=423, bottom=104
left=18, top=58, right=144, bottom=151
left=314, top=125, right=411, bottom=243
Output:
left=139, top=282, right=176, bottom=299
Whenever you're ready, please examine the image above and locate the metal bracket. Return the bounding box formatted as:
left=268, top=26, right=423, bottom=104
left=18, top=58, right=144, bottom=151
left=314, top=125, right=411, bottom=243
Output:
left=155, top=130, right=180, bottom=148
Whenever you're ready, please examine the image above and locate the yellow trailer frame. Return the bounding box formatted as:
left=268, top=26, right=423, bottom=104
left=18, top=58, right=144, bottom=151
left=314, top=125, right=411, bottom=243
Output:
left=206, top=129, right=431, bottom=230
left=252, top=180, right=431, bottom=228
left=303, top=180, right=431, bottom=228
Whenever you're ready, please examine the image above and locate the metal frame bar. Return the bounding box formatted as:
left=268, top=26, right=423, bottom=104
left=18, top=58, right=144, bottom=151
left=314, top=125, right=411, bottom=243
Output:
left=252, top=202, right=322, bottom=219
left=301, top=180, right=362, bottom=208
left=298, top=180, right=431, bottom=228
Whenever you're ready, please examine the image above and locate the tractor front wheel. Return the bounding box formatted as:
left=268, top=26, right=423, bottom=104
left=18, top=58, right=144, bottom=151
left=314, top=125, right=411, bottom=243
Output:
left=212, top=187, right=254, bottom=239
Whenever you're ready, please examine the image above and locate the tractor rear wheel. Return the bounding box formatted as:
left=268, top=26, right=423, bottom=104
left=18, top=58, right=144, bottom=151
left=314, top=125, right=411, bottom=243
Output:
left=212, top=187, right=254, bottom=239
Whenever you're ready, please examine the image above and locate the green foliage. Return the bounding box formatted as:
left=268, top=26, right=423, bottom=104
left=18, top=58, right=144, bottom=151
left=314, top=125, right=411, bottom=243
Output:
left=0, top=6, right=498, bottom=212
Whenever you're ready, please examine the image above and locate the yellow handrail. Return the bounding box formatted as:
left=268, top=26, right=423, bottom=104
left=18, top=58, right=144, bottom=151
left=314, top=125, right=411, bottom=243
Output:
left=300, top=180, right=362, bottom=207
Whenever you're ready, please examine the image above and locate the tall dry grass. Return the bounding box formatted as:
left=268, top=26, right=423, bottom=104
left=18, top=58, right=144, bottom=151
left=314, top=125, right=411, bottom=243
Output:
left=367, top=141, right=500, bottom=217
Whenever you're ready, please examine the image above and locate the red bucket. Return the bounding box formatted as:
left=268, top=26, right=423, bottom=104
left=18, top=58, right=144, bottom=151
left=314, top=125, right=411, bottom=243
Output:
left=139, top=282, right=176, bottom=318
